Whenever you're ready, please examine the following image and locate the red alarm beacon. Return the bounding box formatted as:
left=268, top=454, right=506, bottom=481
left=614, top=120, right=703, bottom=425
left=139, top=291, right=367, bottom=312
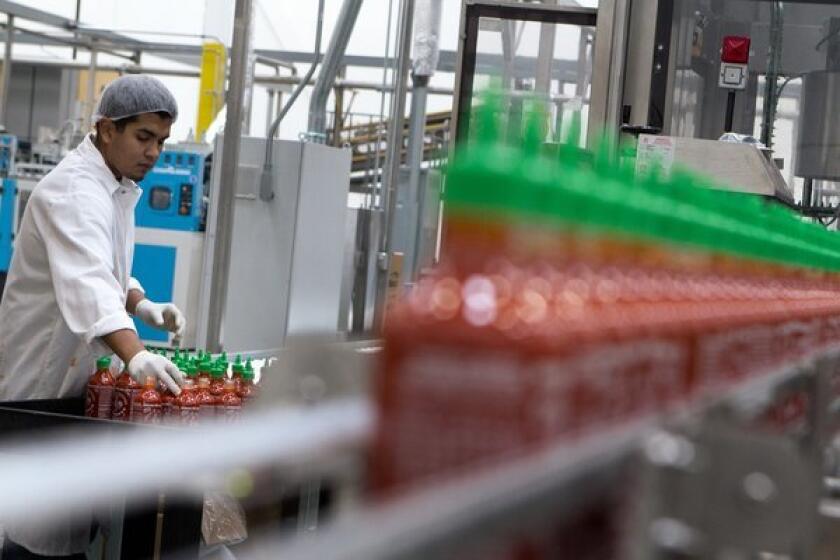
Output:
left=721, top=36, right=751, bottom=64
left=719, top=36, right=751, bottom=93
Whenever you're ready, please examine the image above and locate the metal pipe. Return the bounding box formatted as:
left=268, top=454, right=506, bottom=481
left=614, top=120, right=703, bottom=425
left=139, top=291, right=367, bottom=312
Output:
left=18, top=58, right=197, bottom=77
left=259, top=74, right=453, bottom=95
left=71, top=0, right=80, bottom=60
left=372, top=0, right=414, bottom=332
left=307, top=0, right=364, bottom=140
left=406, top=74, right=429, bottom=280
left=724, top=90, right=736, bottom=133
left=0, top=22, right=137, bottom=62
left=204, top=0, right=253, bottom=353
left=274, top=91, right=282, bottom=138
left=0, top=14, right=12, bottom=126
left=588, top=0, right=630, bottom=147
left=255, top=53, right=297, bottom=75
left=265, top=88, right=275, bottom=137
left=411, top=0, right=442, bottom=78
left=354, top=0, right=396, bottom=334
left=406, top=0, right=442, bottom=279
left=535, top=0, right=557, bottom=97
left=85, top=44, right=97, bottom=128
left=260, top=0, right=325, bottom=202
left=804, top=178, right=814, bottom=207
left=0, top=55, right=455, bottom=95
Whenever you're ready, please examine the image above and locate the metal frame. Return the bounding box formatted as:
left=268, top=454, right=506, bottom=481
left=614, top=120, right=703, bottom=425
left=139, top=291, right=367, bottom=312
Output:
left=588, top=0, right=630, bottom=145
left=264, top=347, right=839, bottom=559
left=635, top=0, right=840, bottom=220
left=640, top=0, right=840, bottom=134
left=307, top=0, right=363, bottom=139
left=204, top=0, right=253, bottom=352
left=451, top=0, right=598, bottom=145
left=647, top=0, right=674, bottom=131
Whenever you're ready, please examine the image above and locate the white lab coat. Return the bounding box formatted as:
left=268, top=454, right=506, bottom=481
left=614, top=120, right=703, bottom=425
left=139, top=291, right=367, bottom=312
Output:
left=0, top=134, right=143, bottom=555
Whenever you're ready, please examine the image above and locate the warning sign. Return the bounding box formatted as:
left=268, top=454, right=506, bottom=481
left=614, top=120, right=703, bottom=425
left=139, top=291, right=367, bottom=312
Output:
left=636, top=134, right=676, bottom=178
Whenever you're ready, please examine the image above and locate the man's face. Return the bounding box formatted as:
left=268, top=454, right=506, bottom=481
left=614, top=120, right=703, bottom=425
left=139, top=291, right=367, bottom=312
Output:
left=99, top=112, right=172, bottom=182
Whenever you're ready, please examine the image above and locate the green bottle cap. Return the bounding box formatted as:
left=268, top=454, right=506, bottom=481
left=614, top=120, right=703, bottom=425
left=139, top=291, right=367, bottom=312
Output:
left=96, top=356, right=111, bottom=370
left=210, top=363, right=225, bottom=379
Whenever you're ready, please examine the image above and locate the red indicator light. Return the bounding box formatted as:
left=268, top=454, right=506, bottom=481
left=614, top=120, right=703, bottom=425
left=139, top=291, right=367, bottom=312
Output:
left=722, top=36, right=751, bottom=64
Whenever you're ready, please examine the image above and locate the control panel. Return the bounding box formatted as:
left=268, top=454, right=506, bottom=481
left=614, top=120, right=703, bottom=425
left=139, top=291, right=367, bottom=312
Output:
left=136, top=147, right=210, bottom=232
left=0, top=133, right=18, bottom=178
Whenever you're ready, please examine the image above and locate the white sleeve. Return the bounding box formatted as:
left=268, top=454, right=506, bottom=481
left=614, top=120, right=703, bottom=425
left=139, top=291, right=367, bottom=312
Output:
left=128, top=276, right=145, bottom=294
left=31, top=188, right=136, bottom=344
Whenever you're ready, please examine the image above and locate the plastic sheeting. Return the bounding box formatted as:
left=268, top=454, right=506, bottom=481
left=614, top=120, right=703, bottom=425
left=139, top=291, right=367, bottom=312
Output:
left=412, top=0, right=443, bottom=77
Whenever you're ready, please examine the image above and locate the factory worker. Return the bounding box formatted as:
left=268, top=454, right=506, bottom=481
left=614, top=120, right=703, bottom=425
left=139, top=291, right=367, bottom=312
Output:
left=0, top=75, right=185, bottom=559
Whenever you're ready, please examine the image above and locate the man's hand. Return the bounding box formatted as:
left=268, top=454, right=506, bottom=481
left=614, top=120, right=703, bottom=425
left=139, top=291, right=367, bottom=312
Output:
left=134, top=300, right=186, bottom=344
left=128, top=351, right=184, bottom=395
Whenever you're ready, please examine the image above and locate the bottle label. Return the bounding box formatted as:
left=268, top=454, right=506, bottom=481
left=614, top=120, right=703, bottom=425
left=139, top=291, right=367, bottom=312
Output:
left=85, top=387, right=97, bottom=418
left=178, top=406, right=199, bottom=427
left=138, top=403, right=162, bottom=424
left=219, top=405, right=241, bottom=423
left=200, top=404, right=215, bottom=422
left=127, top=387, right=141, bottom=421
left=91, top=386, right=113, bottom=419
left=112, top=387, right=131, bottom=420
left=113, top=386, right=141, bottom=421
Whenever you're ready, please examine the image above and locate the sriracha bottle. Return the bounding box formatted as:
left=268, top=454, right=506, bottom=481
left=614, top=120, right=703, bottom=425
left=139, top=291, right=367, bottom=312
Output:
left=133, top=376, right=163, bottom=424
left=209, top=363, right=225, bottom=397
left=173, top=379, right=199, bottom=426
left=231, top=355, right=244, bottom=391
left=217, top=379, right=241, bottom=423
left=198, top=358, right=212, bottom=384
left=161, top=387, right=176, bottom=423
left=237, top=368, right=259, bottom=407
left=196, top=376, right=217, bottom=423
left=112, top=366, right=141, bottom=421
left=85, top=356, right=115, bottom=419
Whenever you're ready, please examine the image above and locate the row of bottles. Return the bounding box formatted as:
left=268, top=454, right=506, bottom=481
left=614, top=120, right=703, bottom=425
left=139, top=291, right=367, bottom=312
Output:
left=369, top=91, right=840, bottom=500
left=85, top=353, right=260, bottom=426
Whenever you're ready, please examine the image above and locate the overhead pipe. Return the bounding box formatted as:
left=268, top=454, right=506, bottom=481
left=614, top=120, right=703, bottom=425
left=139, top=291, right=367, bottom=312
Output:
left=0, top=56, right=455, bottom=95
left=307, top=0, right=364, bottom=142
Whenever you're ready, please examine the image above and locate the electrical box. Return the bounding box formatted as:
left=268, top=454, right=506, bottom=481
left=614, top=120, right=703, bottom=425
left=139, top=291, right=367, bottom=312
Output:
left=197, top=136, right=352, bottom=353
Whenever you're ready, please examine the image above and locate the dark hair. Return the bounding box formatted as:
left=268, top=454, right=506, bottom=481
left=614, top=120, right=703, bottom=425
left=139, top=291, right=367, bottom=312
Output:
left=96, top=111, right=174, bottom=134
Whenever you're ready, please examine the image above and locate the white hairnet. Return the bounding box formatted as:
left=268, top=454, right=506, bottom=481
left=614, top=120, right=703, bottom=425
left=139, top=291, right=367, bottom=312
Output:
left=93, top=74, right=178, bottom=123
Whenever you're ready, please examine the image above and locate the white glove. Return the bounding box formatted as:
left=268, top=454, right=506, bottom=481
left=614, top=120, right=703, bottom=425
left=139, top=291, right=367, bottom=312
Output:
left=128, top=350, right=184, bottom=395
left=135, top=299, right=186, bottom=344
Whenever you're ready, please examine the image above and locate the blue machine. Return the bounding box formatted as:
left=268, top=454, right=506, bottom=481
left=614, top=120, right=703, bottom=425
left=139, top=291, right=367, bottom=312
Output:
left=132, top=145, right=211, bottom=345
left=0, top=133, right=18, bottom=276
left=135, top=148, right=208, bottom=232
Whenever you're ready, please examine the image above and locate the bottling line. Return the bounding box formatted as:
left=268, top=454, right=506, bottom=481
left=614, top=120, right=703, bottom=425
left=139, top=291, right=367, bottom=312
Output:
left=0, top=0, right=840, bottom=559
